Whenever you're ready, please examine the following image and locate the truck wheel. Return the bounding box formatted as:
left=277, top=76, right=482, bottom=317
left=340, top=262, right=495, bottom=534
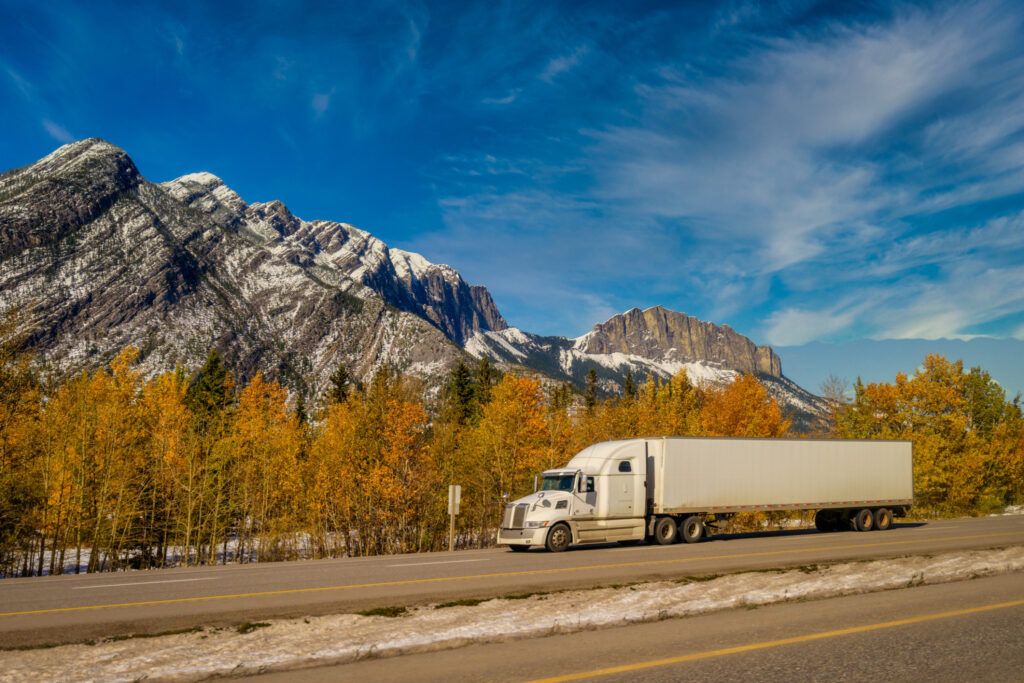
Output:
left=814, top=510, right=835, bottom=532
left=508, top=544, right=530, bottom=552
left=854, top=508, right=874, bottom=532
left=873, top=508, right=892, bottom=531
left=653, top=517, right=678, bottom=545
left=680, top=516, right=704, bottom=543
left=545, top=523, right=572, bottom=552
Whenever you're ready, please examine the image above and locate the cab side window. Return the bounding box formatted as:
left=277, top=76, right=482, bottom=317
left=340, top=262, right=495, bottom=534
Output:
left=580, top=476, right=595, bottom=493
left=618, top=460, right=632, bottom=473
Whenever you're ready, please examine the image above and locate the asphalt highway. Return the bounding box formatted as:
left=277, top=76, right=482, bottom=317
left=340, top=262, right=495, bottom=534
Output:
left=1, top=515, right=1022, bottom=648
left=266, top=570, right=1024, bottom=682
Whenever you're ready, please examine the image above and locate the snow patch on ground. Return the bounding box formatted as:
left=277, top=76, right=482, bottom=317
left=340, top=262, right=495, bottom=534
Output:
left=5, top=547, right=1024, bottom=681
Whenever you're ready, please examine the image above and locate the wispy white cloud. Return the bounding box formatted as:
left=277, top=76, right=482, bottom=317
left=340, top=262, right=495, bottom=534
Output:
left=482, top=89, right=521, bottom=105
left=425, top=0, right=1024, bottom=341
left=589, top=2, right=1018, bottom=275
left=539, top=46, right=588, bottom=83
left=311, top=89, right=334, bottom=116
left=763, top=305, right=862, bottom=347
left=3, top=62, right=32, bottom=97
left=42, top=119, right=73, bottom=143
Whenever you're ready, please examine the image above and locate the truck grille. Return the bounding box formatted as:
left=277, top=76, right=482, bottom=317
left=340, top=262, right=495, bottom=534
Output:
left=502, top=503, right=529, bottom=529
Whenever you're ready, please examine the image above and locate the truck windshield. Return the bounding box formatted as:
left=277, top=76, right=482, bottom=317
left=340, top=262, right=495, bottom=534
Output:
left=541, top=475, right=575, bottom=491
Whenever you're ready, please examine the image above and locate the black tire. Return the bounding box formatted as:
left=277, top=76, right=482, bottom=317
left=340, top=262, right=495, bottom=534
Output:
left=814, top=510, right=835, bottom=532
left=680, top=515, right=704, bottom=543
left=854, top=508, right=874, bottom=532
left=873, top=507, right=892, bottom=531
left=653, top=517, right=678, bottom=545
left=508, top=544, right=530, bottom=552
left=545, top=523, right=572, bottom=552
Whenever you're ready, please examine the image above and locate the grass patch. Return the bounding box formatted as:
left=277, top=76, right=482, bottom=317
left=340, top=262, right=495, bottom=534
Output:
left=104, top=627, right=202, bottom=643
left=1, top=626, right=204, bottom=652
left=435, top=598, right=487, bottom=609
left=504, top=591, right=546, bottom=600
left=676, top=573, right=722, bottom=583
left=358, top=606, right=408, bottom=618
left=5, top=642, right=63, bottom=652
left=236, top=622, right=271, bottom=634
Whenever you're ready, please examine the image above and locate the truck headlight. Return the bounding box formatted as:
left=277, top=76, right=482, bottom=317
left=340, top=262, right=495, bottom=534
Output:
left=525, top=521, right=549, bottom=528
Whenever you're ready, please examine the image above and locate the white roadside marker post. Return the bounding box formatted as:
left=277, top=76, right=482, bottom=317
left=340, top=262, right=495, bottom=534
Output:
left=447, top=484, right=461, bottom=552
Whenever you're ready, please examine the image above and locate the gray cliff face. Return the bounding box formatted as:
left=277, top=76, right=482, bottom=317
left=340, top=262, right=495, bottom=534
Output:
left=0, top=139, right=502, bottom=394
left=578, top=306, right=782, bottom=377
left=1, top=139, right=824, bottom=428
left=466, top=308, right=826, bottom=431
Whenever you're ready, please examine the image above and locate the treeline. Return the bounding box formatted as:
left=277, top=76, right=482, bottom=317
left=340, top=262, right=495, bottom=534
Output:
left=1, top=317, right=1022, bottom=576
left=831, top=354, right=1024, bottom=515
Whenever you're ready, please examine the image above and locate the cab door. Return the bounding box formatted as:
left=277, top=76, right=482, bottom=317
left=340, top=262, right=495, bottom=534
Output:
left=610, top=459, right=638, bottom=517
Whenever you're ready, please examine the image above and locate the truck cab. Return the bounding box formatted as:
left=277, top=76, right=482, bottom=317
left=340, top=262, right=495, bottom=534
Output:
left=498, top=440, right=647, bottom=552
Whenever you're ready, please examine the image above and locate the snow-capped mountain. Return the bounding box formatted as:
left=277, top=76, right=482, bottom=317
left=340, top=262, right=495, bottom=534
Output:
left=0, top=139, right=825, bottom=426
left=0, top=139, right=503, bottom=394
left=467, top=307, right=826, bottom=428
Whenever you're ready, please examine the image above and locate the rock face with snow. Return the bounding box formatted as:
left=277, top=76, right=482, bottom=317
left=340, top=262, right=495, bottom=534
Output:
left=466, top=308, right=826, bottom=429
left=0, top=139, right=504, bottom=394
left=1, top=139, right=824, bottom=427
left=577, top=306, right=781, bottom=377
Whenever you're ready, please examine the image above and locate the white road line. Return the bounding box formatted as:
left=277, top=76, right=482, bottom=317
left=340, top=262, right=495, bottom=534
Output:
left=386, top=559, right=489, bottom=567
left=73, top=577, right=217, bottom=590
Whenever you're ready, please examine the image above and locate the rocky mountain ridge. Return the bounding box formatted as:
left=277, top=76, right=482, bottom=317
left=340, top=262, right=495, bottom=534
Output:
left=466, top=309, right=826, bottom=428
left=0, top=139, right=503, bottom=393
left=1, top=139, right=824, bottom=426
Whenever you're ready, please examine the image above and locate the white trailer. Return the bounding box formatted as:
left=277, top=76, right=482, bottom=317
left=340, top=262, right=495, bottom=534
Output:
left=498, top=437, right=913, bottom=552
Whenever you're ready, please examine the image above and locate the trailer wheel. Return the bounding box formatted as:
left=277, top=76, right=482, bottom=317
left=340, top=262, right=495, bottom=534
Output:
left=508, top=544, right=530, bottom=552
left=545, top=523, right=572, bottom=552
left=873, top=507, right=892, bottom=531
left=680, top=516, right=704, bottom=543
left=814, top=510, right=836, bottom=532
left=854, top=508, right=874, bottom=532
left=653, top=517, right=678, bottom=545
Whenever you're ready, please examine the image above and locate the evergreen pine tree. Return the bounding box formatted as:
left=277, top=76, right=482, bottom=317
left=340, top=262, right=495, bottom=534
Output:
left=476, top=356, right=497, bottom=406
left=446, top=360, right=476, bottom=424
left=585, top=367, right=598, bottom=412
left=187, top=349, right=231, bottom=417
left=327, top=363, right=351, bottom=405
left=623, top=368, right=637, bottom=399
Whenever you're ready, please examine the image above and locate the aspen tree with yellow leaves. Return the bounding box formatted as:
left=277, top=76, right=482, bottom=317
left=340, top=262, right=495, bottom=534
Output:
left=3, top=338, right=1022, bottom=575
left=836, top=354, right=1024, bottom=515
left=699, top=373, right=789, bottom=438
left=464, top=375, right=549, bottom=543
left=229, top=373, right=302, bottom=561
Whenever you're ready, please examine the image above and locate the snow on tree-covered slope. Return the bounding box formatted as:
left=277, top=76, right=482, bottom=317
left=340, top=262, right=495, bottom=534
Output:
left=0, top=139, right=504, bottom=395
left=466, top=307, right=827, bottom=429
left=1, top=140, right=825, bottom=425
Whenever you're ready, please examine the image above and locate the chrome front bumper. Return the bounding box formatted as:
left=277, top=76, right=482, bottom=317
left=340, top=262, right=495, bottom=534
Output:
left=498, top=527, right=545, bottom=546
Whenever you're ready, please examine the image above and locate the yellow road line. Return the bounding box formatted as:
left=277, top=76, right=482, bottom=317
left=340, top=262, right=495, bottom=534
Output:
left=2, top=530, right=1022, bottom=617
left=528, top=597, right=1024, bottom=682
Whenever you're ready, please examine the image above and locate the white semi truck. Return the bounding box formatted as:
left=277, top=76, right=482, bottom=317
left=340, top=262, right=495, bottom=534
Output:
left=498, top=437, right=913, bottom=552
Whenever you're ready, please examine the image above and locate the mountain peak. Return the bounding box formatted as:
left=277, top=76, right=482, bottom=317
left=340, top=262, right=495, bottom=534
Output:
left=0, top=138, right=143, bottom=260
left=576, top=306, right=782, bottom=377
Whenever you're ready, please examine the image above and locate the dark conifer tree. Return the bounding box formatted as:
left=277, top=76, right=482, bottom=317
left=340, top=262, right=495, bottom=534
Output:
left=446, top=360, right=476, bottom=425
left=187, top=349, right=231, bottom=417
left=623, top=368, right=637, bottom=399
left=327, top=363, right=351, bottom=405
left=476, top=356, right=497, bottom=406
left=585, top=367, right=598, bottom=412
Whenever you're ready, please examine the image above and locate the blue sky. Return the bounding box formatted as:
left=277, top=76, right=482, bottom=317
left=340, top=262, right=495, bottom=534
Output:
left=3, top=0, right=1024, bottom=348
